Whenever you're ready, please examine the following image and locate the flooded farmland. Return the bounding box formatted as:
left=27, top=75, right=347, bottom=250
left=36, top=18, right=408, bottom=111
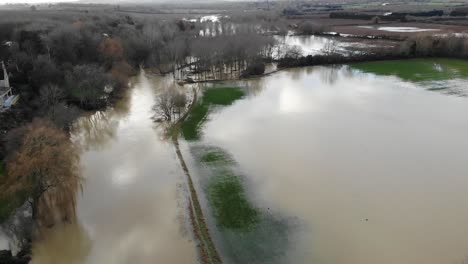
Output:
left=192, top=59, right=468, bottom=264
left=30, top=59, right=468, bottom=264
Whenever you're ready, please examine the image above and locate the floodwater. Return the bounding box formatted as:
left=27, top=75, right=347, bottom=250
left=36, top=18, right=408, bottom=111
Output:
left=31, top=73, right=197, bottom=263
left=200, top=61, right=468, bottom=264
left=275, top=35, right=380, bottom=56
left=27, top=59, right=468, bottom=264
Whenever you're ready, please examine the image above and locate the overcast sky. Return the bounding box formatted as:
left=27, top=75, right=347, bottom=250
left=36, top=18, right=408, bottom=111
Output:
left=1, top=0, right=237, bottom=4
left=1, top=0, right=79, bottom=3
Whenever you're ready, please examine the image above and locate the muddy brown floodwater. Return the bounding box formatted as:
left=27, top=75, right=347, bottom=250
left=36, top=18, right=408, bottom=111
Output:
left=202, top=64, right=468, bottom=264
left=31, top=72, right=197, bottom=264
left=29, top=60, right=468, bottom=264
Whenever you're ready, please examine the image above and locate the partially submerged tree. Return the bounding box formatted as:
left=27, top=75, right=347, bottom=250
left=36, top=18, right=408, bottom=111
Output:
left=4, top=119, right=80, bottom=223
left=154, top=89, right=187, bottom=122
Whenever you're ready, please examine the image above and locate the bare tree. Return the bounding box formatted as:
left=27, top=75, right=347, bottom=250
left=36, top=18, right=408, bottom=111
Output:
left=323, top=39, right=338, bottom=55
left=154, top=88, right=188, bottom=122
left=154, top=89, right=176, bottom=121
left=39, top=84, right=64, bottom=120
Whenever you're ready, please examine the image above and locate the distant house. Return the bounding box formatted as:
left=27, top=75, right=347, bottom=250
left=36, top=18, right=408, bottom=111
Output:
left=0, top=61, right=18, bottom=110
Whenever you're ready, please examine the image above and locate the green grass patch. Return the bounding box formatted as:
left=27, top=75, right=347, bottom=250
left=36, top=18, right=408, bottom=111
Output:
left=196, top=146, right=292, bottom=263
left=203, top=88, right=245, bottom=106
left=181, top=87, right=245, bottom=141
left=208, top=169, right=259, bottom=231
left=200, top=148, right=234, bottom=164
left=351, top=58, right=468, bottom=82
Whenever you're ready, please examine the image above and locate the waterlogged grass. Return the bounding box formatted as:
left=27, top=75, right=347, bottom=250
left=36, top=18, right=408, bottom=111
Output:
left=196, top=146, right=291, bottom=263
left=178, top=86, right=290, bottom=263
left=352, top=58, right=468, bottom=82
left=200, top=149, right=234, bottom=164
left=222, top=215, right=291, bottom=264
left=182, top=87, right=245, bottom=141
left=208, top=169, right=259, bottom=230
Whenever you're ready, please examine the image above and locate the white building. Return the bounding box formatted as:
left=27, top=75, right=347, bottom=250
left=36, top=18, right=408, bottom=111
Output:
left=0, top=61, right=18, bottom=110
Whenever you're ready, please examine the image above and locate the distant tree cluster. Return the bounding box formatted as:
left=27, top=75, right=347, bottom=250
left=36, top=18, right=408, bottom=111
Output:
left=400, top=34, right=468, bottom=57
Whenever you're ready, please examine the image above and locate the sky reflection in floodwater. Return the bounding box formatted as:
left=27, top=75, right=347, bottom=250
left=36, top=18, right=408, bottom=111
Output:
left=32, top=73, right=197, bottom=264
left=203, top=65, right=468, bottom=264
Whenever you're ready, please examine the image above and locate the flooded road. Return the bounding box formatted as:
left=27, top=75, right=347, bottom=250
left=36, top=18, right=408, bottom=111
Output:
left=32, top=73, right=197, bottom=263
left=200, top=62, right=468, bottom=264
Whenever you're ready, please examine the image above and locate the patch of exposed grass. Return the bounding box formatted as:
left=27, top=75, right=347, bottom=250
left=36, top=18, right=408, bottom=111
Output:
left=181, top=103, right=209, bottom=141
left=181, top=87, right=245, bottom=141
left=195, top=146, right=292, bottom=263
left=200, top=148, right=233, bottom=164
left=203, top=88, right=245, bottom=106
left=208, top=169, right=259, bottom=231
left=351, top=58, right=468, bottom=82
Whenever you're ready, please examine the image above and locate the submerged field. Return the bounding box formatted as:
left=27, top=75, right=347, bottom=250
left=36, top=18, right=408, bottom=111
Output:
left=352, top=58, right=468, bottom=95
left=180, top=87, right=292, bottom=263
left=352, top=58, right=468, bottom=82
left=24, top=58, right=468, bottom=264
left=188, top=59, right=468, bottom=264
left=181, top=87, right=245, bottom=141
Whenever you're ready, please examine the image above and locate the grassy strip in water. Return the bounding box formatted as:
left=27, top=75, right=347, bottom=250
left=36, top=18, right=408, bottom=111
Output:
left=208, top=169, right=259, bottom=231
left=170, top=91, right=222, bottom=263
left=200, top=148, right=234, bottom=164
left=182, top=87, right=245, bottom=141
left=197, top=146, right=291, bottom=263
left=196, top=146, right=259, bottom=230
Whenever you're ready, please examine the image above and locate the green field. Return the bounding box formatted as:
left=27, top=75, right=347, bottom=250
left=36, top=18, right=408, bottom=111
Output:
left=352, top=58, right=468, bottom=82
left=181, top=87, right=245, bottom=141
